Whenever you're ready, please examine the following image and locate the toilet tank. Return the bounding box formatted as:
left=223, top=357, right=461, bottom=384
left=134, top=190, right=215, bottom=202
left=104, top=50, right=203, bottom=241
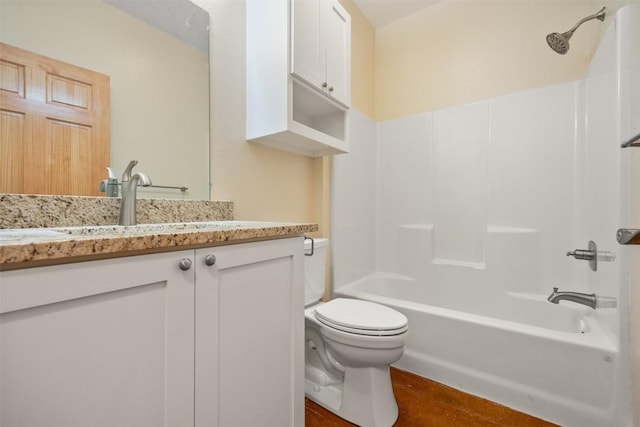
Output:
left=304, top=238, right=329, bottom=306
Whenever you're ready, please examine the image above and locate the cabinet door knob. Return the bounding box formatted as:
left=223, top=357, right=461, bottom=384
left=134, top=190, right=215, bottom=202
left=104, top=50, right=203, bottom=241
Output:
left=178, top=258, right=193, bottom=271
left=204, top=254, right=216, bottom=266
left=329, top=86, right=334, bottom=92
left=322, top=82, right=328, bottom=88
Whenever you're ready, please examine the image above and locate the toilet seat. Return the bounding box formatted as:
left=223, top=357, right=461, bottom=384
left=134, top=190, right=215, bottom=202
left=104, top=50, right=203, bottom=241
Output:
left=314, top=298, right=408, bottom=336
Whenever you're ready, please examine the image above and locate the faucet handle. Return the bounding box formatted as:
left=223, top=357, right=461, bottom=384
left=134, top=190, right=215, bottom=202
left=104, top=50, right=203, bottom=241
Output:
left=121, top=160, right=139, bottom=182
left=566, top=249, right=595, bottom=260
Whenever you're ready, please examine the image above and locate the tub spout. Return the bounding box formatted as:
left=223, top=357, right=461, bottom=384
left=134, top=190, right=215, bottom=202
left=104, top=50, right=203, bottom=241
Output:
left=547, top=287, right=617, bottom=309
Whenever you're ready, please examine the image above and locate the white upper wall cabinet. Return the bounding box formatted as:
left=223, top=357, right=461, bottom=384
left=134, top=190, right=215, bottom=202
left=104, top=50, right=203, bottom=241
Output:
left=246, top=0, right=351, bottom=157
left=291, top=0, right=325, bottom=94
left=324, top=2, right=351, bottom=106
left=292, top=0, right=351, bottom=107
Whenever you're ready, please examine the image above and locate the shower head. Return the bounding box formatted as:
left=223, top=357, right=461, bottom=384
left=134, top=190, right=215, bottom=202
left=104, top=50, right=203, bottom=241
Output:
left=546, top=32, right=571, bottom=55
left=546, top=7, right=606, bottom=55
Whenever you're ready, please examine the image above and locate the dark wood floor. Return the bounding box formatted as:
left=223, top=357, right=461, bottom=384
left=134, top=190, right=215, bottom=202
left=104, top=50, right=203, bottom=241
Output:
left=305, top=368, right=558, bottom=426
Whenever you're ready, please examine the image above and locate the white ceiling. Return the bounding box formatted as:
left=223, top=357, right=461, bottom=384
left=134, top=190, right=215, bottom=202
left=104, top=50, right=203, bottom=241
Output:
left=352, top=0, right=443, bottom=28
left=105, top=0, right=209, bottom=52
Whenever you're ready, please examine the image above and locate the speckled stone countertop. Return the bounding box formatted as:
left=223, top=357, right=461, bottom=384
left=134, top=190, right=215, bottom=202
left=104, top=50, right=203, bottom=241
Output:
left=0, top=221, right=318, bottom=270
left=0, top=195, right=318, bottom=270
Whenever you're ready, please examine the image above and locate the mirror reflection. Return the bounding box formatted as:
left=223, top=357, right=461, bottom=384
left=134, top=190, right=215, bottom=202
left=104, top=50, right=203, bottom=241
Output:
left=0, top=0, right=210, bottom=200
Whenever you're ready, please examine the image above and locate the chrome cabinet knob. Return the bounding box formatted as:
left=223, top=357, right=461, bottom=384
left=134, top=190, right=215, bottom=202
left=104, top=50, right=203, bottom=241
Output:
left=204, top=254, right=216, bottom=266
left=322, top=82, right=328, bottom=88
left=328, top=86, right=334, bottom=92
left=178, top=258, right=193, bottom=271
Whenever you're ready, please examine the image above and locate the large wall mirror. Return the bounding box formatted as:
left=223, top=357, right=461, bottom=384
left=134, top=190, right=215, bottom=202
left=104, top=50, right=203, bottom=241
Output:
left=0, top=0, right=210, bottom=200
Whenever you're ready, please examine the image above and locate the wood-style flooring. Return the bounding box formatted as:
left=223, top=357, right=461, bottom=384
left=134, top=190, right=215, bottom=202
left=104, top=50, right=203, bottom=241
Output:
left=305, top=368, right=558, bottom=426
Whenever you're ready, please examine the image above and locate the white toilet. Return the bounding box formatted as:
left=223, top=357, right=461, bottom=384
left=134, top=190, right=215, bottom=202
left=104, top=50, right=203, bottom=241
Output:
left=304, top=238, right=408, bottom=427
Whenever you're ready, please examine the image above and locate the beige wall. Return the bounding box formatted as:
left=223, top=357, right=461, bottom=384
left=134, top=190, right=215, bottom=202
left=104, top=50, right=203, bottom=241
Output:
left=339, top=0, right=376, bottom=120
left=374, top=0, right=628, bottom=121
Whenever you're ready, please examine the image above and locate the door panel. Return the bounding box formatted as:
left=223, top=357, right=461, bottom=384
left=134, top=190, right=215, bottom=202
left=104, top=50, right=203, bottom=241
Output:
left=0, top=110, right=25, bottom=192
left=325, top=1, right=351, bottom=106
left=0, top=43, right=109, bottom=196
left=291, top=0, right=326, bottom=91
left=195, top=238, right=305, bottom=427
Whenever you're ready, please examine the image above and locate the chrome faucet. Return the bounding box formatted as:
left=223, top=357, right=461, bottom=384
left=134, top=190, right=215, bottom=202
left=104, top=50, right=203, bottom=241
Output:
left=120, top=160, right=138, bottom=202
left=119, top=160, right=152, bottom=226
left=547, top=287, right=617, bottom=309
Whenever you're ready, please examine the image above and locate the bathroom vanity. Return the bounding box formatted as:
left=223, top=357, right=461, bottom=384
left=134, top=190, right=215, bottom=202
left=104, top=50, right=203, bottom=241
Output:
left=0, top=220, right=316, bottom=427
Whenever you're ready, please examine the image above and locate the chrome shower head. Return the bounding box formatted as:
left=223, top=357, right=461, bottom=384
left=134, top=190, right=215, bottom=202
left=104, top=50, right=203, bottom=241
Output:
left=546, top=7, right=606, bottom=55
left=546, top=32, right=571, bottom=55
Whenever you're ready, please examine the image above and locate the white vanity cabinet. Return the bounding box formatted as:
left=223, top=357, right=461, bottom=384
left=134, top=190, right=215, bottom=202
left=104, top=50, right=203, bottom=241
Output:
left=291, top=0, right=351, bottom=107
left=0, top=250, right=196, bottom=427
left=246, top=0, right=351, bottom=157
left=194, top=238, right=304, bottom=427
left=0, top=237, right=304, bottom=427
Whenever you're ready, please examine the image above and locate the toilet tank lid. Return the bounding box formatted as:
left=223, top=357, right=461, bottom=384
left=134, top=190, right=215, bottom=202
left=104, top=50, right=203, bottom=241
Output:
left=304, top=237, right=328, bottom=250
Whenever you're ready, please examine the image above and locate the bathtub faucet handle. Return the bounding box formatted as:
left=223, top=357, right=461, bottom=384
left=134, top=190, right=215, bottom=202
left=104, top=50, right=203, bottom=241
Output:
left=566, top=249, right=595, bottom=260
left=566, top=241, right=598, bottom=271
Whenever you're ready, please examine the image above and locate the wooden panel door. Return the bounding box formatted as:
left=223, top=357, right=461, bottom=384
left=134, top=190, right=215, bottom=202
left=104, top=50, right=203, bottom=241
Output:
left=0, top=251, right=195, bottom=427
left=0, top=43, right=109, bottom=195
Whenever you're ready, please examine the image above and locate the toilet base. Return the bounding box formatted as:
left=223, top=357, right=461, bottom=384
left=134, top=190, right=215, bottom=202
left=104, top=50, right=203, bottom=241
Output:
left=305, top=365, right=399, bottom=427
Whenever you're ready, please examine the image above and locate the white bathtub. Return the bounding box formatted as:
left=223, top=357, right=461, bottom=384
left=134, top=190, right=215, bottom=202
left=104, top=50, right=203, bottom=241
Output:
left=334, top=273, right=619, bottom=427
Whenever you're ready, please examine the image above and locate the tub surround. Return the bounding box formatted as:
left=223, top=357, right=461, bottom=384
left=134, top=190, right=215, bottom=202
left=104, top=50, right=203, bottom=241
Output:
left=0, top=194, right=234, bottom=228
left=0, top=194, right=317, bottom=270
left=331, top=6, right=637, bottom=426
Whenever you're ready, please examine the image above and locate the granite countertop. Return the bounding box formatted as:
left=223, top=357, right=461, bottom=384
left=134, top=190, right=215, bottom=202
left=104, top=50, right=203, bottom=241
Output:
left=0, top=221, right=318, bottom=270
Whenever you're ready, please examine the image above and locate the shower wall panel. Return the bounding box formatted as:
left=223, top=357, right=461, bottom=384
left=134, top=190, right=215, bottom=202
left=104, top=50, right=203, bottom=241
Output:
left=576, top=11, right=621, bottom=346
left=332, top=110, right=377, bottom=289
left=489, top=83, right=577, bottom=287
left=433, top=103, right=489, bottom=266
left=376, top=113, right=433, bottom=273
left=371, top=83, right=576, bottom=281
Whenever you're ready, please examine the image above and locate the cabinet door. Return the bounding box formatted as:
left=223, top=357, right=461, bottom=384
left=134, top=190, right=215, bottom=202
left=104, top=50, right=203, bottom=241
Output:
left=291, top=0, right=326, bottom=91
left=0, top=251, right=195, bottom=427
left=324, top=0, right=351, bottom=106
left=195, top=238, right=304, bottom=427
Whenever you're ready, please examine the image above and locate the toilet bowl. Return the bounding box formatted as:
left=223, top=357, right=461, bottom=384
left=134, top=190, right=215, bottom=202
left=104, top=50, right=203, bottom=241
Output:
left=304, top=238, right=408, bottom=427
